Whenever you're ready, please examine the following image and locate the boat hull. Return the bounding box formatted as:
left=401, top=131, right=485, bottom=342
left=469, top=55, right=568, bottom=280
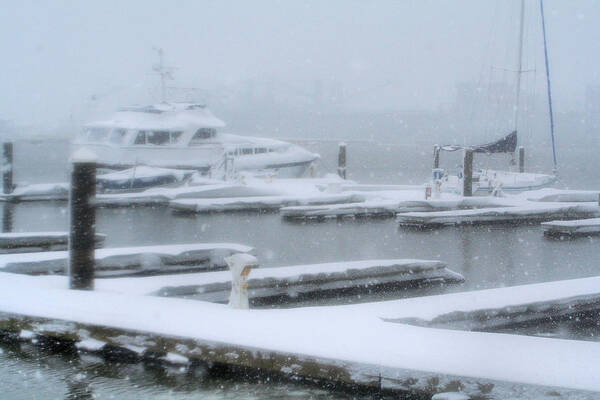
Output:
left=438, top=169, right=558, bottom=195
left=70, top=142, right=317, bottom=178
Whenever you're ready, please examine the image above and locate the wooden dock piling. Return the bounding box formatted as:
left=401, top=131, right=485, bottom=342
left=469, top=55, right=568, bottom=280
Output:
left=2, top=203, right=13, bottom=233
left=3, top=142, right=13, bottom=195
left=519, top=146, right=525, bottom=173
left=433, top=145, right=440, bottom=169
left=337, top=142, right=347, bottom=179
left=69, top=157, right=96, bottom=290
left=462, top=149, right=473, bottom=197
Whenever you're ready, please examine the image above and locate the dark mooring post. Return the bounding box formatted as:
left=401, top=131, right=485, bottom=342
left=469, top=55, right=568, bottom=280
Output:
left=3, top=142, right=13, bottom=195
left=337, top=142, right=347, bottom=179
left=433, top=145, right=440, bottom=169
left=463, top=149, right=473, bottom=197
left=2, top=203, right=14, bottom=233
left=518, top=146, right=525, bottom=173
left=69, top=155, right=96, bottom=290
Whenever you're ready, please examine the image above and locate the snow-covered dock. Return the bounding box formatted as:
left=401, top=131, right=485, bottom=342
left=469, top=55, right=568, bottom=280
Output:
left=97, top=259, right=464, bottom=305
left=0, top=243, right=252, bottom=276
left=280, top=200, right=401, bottom=219
left=169, top=193, right=362, bottom=213
left=280, top=196, right=512, bottom=220
left=0, top=231, right=106, bottom=253
left=542, top=218, right=600, bottom=237
left=0, top=182, right=69, bottom=201
left=0, top=274, right=598, bottom=398
left=397, top=203, right=600, bottom=228
left=522, top=188, right=600, bottom=203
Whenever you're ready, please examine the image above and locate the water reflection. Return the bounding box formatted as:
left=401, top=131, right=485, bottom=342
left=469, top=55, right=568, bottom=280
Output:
left=0, top=341, right=387, bottom=400
left=3, top=202, right=599, bottom=291
left=2, top=202, right=14, bottom=232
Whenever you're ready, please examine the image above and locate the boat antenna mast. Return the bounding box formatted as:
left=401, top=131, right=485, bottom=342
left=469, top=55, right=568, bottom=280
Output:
left=539, top=0, right=558, bottom=173
left=152, top=47, right=174, bottom=103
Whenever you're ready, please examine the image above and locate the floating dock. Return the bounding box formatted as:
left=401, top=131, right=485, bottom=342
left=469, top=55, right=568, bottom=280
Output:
left=280, top=196, right=512, bottom=220
left=0, top=231, right=105, bottom=253
left=542, top=218, right=600, bottom=238
left=397, top=203, right=600, bottom=228
left=0, top=183, right=69, bottom=202
left=96, top=259, right=464, bottom=305
left=0, top=243, right=252, bottom=276
left=0, top=274, right=598, bottom=398
left=280, top=200, right=401, bottom=219
left=169, top=193, right=363, bottom=213
left=522, top=188, right=600, bottom=203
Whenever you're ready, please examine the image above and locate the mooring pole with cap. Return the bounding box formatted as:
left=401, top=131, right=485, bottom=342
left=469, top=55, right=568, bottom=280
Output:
left=69, top=149, right=97, bottom=290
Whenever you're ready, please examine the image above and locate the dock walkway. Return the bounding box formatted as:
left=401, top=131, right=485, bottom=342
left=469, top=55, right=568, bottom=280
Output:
left=542, top=217, right=600, bottom=237
left=0, top=231, right=105, bottom=253
left=397, top=203, right=600, bottom=228
left=0, top=243, right=252, bottom=276
left=92, top=258, right=464, bottom=304
left=0, top=272, right=598, bottom=398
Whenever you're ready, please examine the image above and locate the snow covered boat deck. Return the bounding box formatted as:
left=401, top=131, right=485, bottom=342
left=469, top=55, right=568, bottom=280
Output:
left=0, top=243, right=253, bottom=276
left=0, top=231, right=106, bottom=253
left=0, top=274, right=598, bottom=398
left=542, top=217, right=600, bottom=237
left=397, top=203, right=600, bottom=228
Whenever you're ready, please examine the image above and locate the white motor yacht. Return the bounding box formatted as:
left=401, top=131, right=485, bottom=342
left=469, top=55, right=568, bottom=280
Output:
left=72, top=102, right=319, bottom=178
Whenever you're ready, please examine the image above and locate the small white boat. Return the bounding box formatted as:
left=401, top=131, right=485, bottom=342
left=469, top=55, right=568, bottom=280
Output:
left=442, top=168, right=557, bottom=195
left=72, top=102, right=319, bottom=178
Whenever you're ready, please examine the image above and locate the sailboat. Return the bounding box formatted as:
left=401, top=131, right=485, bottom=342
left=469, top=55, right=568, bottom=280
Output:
left=435, top=0, right=558, bottom=195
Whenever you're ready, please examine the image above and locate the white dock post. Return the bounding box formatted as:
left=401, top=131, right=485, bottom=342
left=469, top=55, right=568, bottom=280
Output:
left=337, top=142, right=347, bottom=179
left=69, top=149, right=97, bottom=290
left=226, top=253, right=258, bottom=309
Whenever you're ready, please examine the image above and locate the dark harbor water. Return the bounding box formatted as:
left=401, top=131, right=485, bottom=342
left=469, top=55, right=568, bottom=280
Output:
left=2, top=140, right=600, bottom=399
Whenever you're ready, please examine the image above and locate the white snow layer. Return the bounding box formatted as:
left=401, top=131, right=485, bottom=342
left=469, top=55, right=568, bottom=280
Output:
left=0, top=272, right=598, bottom=391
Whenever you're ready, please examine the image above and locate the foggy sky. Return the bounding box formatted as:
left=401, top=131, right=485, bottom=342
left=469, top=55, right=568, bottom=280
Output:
left=1, top=0, right=599, bottom=131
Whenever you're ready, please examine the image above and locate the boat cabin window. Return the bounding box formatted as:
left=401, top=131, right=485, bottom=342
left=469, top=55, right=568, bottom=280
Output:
left=109, top=128, right=127, bottom=144
left=133, top=130, right=183, bottom=145
left=225, top=147, right=273, bottom=156
left=134, top=131, right=147, bottom=145
left=171, top=131, right=183, bottom=143
left=86, top=128, right=109, bottom=143
left=190, top=128, right=216, bottom=143
left=147, top=130, right=171, bottom=145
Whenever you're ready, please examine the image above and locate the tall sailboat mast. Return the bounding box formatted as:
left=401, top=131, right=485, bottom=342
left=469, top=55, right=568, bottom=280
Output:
left=539, top=0, right=558, bottom=173
left=513, top=0, right=526, bottom=135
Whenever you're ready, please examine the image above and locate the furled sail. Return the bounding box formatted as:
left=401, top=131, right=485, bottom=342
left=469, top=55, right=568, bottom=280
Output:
left=441, top=131, right=517, bottom=154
